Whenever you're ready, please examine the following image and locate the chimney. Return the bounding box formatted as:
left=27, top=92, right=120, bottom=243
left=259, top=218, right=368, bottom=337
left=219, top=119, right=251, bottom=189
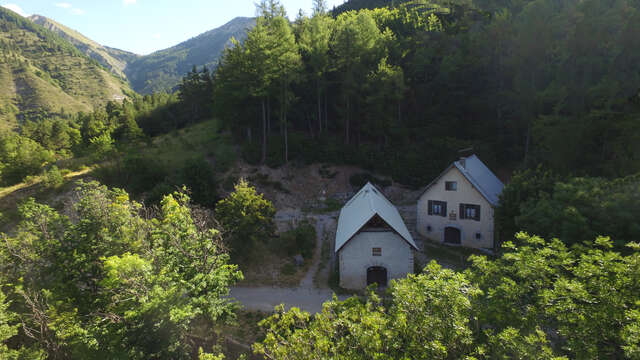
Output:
left=457, top=146, right=473, bottom=169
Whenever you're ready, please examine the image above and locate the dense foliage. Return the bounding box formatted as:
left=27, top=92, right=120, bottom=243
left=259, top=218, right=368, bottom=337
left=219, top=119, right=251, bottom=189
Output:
left=0, top=91, right=195, bottom=187
left=211, top=0, right=640, bottom=186
left=215, top=179, right=276, bottom=259
left=497, top=168, right=640, bottom=248
left=0, top=182, right=241, bottom=358
left=255, top=233, right=640, bottom=359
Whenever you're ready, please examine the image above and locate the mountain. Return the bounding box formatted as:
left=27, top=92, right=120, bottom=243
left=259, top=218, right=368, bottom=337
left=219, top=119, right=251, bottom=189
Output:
left=27, top=14, right=139, bottom=80
left=0, top=7, right=133, bottom=129
left=124, top=16, right=254, bottom=94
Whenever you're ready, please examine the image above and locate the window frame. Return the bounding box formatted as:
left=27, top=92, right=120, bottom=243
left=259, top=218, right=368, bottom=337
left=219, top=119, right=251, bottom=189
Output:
left=459, top=203, right=481, bottom=221
left=445, top=181, right=457, bottom=191
left=428, top=200, right=447, bottom=217
left=372, top=247, right=382, bottom=256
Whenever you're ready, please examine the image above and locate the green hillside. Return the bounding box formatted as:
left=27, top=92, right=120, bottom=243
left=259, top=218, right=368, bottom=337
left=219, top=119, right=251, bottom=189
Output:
left=124, top=16, right=254, bottom=94
left=0, top=7, right=134, bottom=129
left=28, top=14, right=139, bottom=80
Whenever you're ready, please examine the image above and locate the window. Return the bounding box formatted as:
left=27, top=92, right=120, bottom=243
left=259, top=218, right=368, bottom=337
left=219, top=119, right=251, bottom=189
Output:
left=459, top=204, right=481, bottom=221
left=372, top=247, right=382, bottom=256
left=445, top=181, right=457, bottom=191
left=426, top=225, right=432, bottom=232
left=428, top=200, right=447, bottom=217
left=475, top=232, right=482, bottom=240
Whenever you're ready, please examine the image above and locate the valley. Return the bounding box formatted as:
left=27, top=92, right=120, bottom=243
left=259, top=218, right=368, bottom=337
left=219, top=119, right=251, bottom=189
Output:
left=0, top=0, right=639, bottom=358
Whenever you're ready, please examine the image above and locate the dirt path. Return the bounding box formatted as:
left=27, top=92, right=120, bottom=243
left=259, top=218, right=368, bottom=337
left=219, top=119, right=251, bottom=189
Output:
left=299, top=214, right=333, bottom=289
left=230, top=213, right=345, bottom=313
left=229, top=287, right=347, bottom=314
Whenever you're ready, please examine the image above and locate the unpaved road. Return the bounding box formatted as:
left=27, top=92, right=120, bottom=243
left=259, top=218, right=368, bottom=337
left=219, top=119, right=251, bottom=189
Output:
left=229, top=287, right=348, bottom=313
left=230, top=213, right=348, bottom=314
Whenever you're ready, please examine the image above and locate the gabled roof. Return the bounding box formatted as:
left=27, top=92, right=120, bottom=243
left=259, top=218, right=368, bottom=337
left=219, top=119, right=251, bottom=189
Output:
left=335, top=182, right=417, bottom=253
left=420, top=155, right=504, bottom=206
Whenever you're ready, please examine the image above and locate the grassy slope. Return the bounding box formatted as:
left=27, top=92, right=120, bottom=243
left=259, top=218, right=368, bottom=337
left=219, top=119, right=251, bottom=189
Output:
left=28, top=14, right=139, bottom=80
left=0, top=7, right=134, bottom=129
left=125, top=17, right=254, bottom=94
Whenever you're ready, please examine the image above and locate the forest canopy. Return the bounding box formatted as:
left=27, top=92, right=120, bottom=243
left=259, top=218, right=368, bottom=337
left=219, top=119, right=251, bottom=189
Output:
left=208, top=0, right=640, bottom=186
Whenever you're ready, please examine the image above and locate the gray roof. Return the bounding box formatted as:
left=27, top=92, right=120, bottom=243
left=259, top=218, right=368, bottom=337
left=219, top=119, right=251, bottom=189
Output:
left=335, top=182, right=417, bottom=253
left=420, top=154, right=504, bottom=206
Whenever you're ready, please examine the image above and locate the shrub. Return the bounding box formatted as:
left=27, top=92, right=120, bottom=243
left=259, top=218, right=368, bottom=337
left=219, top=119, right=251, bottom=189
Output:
left=179, top=157, right=218, bottom=207
left=215, top=179, right=275, bottom=260
left=42, top=165, right=64, bottom=189
left=146, top=182, right=175, bottom=205
left=281, top=263, right=296, bottom=276
left=278, top=220, right=316, bottom=259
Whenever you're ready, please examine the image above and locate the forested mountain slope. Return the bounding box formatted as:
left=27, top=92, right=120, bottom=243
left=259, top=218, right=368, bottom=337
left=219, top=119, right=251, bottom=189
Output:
left=124, top=16, right=254, bottom=94
left=0, top=8, right=133, bottom=129
left=213, top=0, right=640, bottom=186
left=27, top=14, right=139, bottom=80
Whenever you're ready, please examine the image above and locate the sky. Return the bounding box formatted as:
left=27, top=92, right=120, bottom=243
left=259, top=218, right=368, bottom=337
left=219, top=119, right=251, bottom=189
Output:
left=1, top=0, right=346, bottom=55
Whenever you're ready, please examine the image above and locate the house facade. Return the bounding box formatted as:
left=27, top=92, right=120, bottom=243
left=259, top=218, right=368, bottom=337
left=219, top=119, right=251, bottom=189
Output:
left=416, top=155, right=504, bottom=250
left=335, top=183, right=418, bottom=290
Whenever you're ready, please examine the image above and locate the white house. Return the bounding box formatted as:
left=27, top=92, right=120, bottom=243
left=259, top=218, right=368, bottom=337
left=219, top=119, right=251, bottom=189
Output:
left=416, top=155, right=504, bottom=250
left=335, top=182, right=418, bottom=290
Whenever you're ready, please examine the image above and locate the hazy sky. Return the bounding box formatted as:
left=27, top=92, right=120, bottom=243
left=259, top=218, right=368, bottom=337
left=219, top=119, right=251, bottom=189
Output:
left=1, top=0, right=345, bottom=55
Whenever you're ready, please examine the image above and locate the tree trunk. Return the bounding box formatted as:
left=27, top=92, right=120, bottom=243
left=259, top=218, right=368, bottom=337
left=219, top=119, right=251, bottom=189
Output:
left=317, top=78, right=322, bottom=135
left=324, top=91, right=328, bottom=133
left=307, top=113, right=314, bottom=138
left=284, top=112, right=288, bottom=164
left=345, top=95, right=350, bottom=145
left=267, top=96, right=271, bottom=135
left=261, top=99, right=267, bottom=164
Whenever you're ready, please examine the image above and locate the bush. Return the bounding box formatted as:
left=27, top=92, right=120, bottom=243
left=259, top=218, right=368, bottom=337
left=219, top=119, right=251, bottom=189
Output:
left=146, top=182, right=176, bottom=205
left=42, top=165, right=64, bottom=189
left=179, top=157, right=218, bottom=207
left=278, top=221, right=316, bottom=259
left=94, top=155, right=168, bottom=197
left=281, top=263, right=296, bottom=276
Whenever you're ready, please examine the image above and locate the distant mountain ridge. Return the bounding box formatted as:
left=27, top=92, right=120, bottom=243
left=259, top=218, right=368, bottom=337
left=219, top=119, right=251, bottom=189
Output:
left=27, top=14, right=139, bottom=80
left=124, top=16, right=255, bottom=94
left=0, top=7, right=133, bottom=129
left=26, top=14, right=254, bottom=94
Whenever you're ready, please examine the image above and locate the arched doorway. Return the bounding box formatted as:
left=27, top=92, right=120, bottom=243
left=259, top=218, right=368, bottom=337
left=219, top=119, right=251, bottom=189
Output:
left=444, top=227, right=461, bottom=245
left=367, top=266, right=388, bottom=287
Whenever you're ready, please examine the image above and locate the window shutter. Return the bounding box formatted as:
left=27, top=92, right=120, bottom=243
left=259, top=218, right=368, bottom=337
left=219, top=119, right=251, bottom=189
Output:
left=459, top=204, right=465, bottom=219
left=476, top=205, right=481, bottom=221
left=442, top=202, right=447, bottom=217
left=428, top=200, right=433, bottom=215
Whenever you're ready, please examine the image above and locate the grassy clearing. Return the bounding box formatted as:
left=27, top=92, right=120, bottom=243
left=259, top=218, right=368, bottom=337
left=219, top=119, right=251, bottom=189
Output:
left=145, top=119, right=236, bottom=170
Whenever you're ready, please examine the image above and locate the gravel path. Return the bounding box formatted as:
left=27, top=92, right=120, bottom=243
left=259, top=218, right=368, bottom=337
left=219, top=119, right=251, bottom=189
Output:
left=230, top=213, right=347, bottom=314
left=229, top=287, right=347, bottom=313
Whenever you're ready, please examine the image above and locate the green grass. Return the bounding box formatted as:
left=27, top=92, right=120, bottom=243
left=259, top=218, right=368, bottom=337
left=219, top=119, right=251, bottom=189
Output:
left=145, top=119, right=235, bottom=169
